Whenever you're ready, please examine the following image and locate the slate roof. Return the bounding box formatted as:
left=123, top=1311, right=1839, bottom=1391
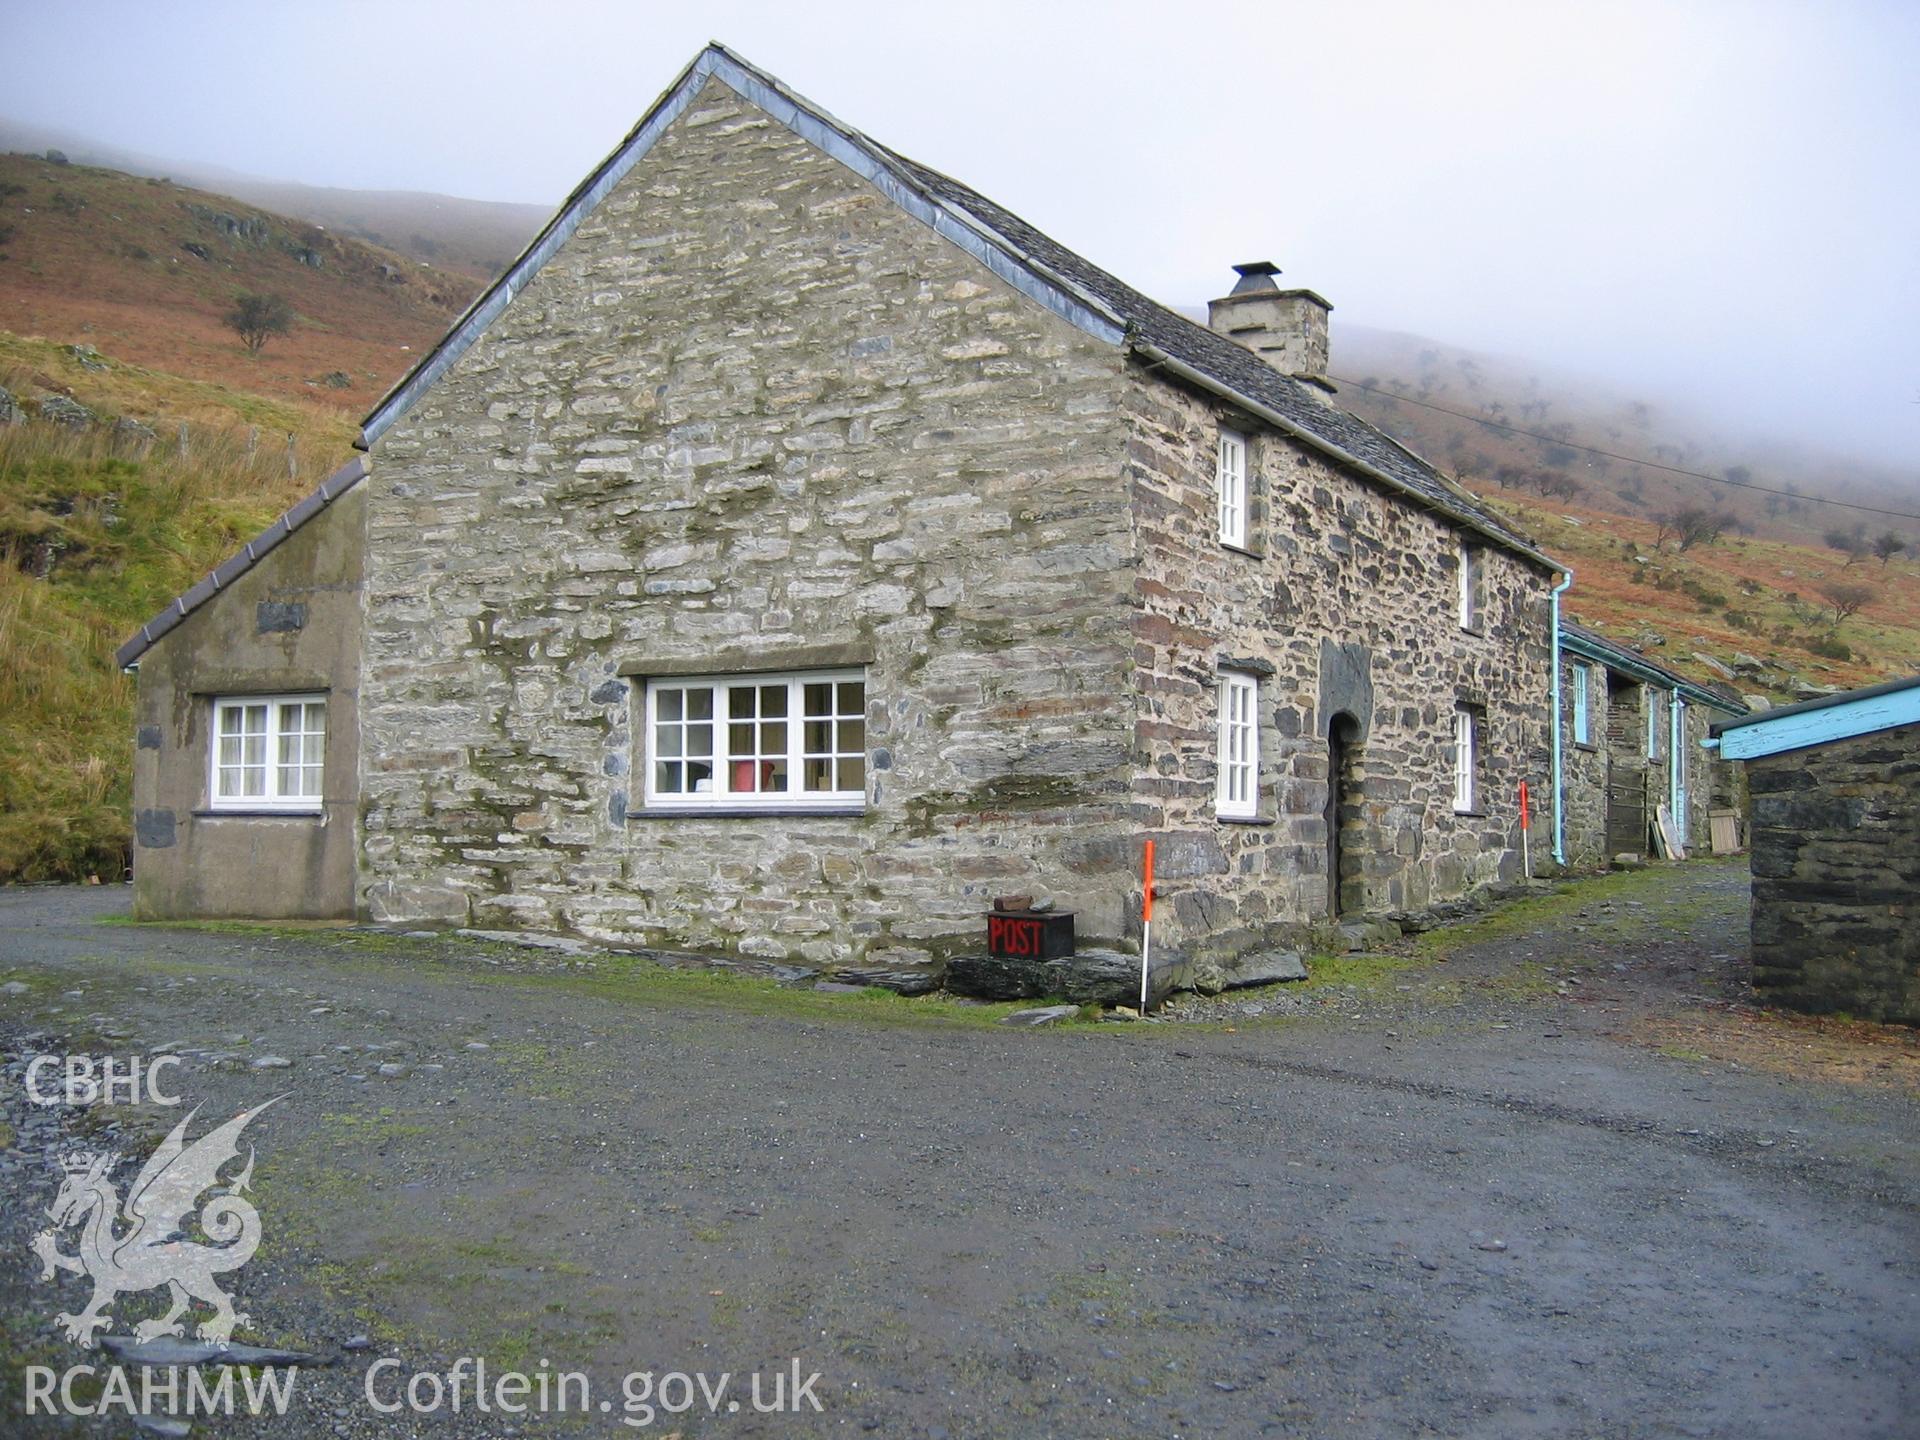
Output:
left=1560, top=619, right=1747, bottom=714
left=115, top=457, right=366, bottom=668
left=879, top=148, right=1550, bottom=563
left=1713, top=672, right=1920, bottom=736
left=120, top=43, right=1558, bottom=667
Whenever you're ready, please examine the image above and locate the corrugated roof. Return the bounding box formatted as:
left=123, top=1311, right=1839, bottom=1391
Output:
left=115, top=457, right=366, bottom=668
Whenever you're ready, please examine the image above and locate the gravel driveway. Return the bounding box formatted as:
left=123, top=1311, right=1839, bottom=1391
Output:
left=1, top=862, right=1915, bottom=1438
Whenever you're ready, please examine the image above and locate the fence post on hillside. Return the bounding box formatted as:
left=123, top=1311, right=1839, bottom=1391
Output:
left=176, top=422, right=189, bottom=461
left=285, top=431, right=297, bottom=480
left=245, top=425, right=258, bottom=459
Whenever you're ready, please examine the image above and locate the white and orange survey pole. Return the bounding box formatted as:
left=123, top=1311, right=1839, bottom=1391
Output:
left=1519, top=780, right=1532, bottom=879
left=1139, top=838, right=1156, bottom=1013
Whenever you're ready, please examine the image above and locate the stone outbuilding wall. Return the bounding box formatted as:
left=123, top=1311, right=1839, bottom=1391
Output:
left=1747, top=723, right=1919, bottom=1024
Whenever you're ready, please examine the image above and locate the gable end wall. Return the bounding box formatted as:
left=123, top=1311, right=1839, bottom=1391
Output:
left=359, top=77, right=1139, bottom=964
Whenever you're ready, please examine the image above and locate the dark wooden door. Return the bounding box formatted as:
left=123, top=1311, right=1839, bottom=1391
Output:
left=1605, top=757, right=1648, bottom=856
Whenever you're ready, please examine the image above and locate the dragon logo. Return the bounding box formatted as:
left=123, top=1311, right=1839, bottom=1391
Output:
left=31, top=1098, right=281, bottom=1348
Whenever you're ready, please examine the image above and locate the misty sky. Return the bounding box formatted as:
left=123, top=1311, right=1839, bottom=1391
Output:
left=3, top=0, right=1916, bottom=471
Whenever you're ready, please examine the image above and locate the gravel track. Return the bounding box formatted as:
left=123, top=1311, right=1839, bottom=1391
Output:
left=1, top=864, right=1914, bottom=1439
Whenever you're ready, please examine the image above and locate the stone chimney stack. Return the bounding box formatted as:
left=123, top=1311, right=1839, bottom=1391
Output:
left=1207, top=261, right=1332, bottom=381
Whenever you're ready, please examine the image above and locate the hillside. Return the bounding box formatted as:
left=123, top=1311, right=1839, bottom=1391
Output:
left=0, top=334, right=353, bottom=881
left=0, top=117, right=546, bottom=281
left=1327, top=327, right=1920, bottom=698
left=0, top=151, right=479, bottom=414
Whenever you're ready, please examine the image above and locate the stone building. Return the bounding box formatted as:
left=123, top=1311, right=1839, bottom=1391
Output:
left=1555, top=622, right=1746, bottom=866
left=1712, top=676, right=1920, bottom=1024
left=117, top=45, right=1566, bottom=991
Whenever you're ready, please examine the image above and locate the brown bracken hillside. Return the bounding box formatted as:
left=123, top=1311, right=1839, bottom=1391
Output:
left=0, top=151, right=480, bottom=414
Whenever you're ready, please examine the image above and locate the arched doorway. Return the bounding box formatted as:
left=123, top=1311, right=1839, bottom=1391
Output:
left=1327, top=711, right=1363, bottom=918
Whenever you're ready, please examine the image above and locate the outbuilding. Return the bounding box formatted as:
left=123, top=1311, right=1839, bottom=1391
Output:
left=1711, top=675, right=1920, bottom=1024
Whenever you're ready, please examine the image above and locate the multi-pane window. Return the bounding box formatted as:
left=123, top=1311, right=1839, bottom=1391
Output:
left=1459, top=543, right=1484, bottom=631
left=1216, top=671, right=1259, bottom=819
left=1647, top=688, right=1665, bottom=760
left=210, top=695, right=326, bottom=810
left=1217, top=428, right=1248, bottom=548
left=1452, top=707, right=1478, bottom=813
left=1572, top=664, right=1592, bottom=746
left=644, top=669, right=866, bottom=810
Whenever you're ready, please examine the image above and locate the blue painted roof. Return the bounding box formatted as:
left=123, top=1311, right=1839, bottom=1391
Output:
left=1712, top=673, right=1920, bottom=760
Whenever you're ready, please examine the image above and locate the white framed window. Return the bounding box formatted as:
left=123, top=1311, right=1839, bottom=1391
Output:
left=1216, top=428, right=1248, bottom=548
left=209, top=695, right=326, bottom=811
left=1216, top=671, right=1259, bottom=819
left=1452, top=707, right=1478, bottom=814
left=1648, top=688, right=1664, bottom=760
left=1572, top=664, right=1592, bottom=746
left=1458, top=542, right=1484, bottom=631
left=642, top=669, right=866, bottom=811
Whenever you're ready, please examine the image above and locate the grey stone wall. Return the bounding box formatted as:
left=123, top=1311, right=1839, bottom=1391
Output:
left=130, top=486, right=365, bottom=919
left=1557, top=659, right=1742, bottom=866
left=360, top=77, right=1139, bottom=968
left=1559, top=656, right=1611, bottom=867
left=1748, top=724, right=1919, bottom=1024
left=1122, top=369, right=1555, bottom=982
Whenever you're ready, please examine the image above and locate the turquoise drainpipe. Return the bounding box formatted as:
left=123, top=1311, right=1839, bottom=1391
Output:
left=1550, top=570, right=1573, bottom=866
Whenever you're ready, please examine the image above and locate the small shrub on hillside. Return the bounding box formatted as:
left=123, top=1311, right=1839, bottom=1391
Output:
left=1808, top=636, right=1852, bottom=661
left=1681, top=579, right=1729, bottom=610
left=222, top=292, right=294, bottom=354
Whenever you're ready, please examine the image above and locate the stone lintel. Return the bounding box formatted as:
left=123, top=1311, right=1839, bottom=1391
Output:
left=617, top=641, right=876, bottom=679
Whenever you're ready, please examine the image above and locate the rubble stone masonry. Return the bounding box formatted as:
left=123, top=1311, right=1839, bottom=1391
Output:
left=360, top=78, right=1139, bottom=972
left=1123, top=371, right=1554, bottom=983
left=356, top=75, right=1558, bottom=978
left=1748, top=725, right=1919, bottom=1025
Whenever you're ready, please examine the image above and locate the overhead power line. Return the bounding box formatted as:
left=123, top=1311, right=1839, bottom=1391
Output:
left=1328, top=374, right=1920, bottom=524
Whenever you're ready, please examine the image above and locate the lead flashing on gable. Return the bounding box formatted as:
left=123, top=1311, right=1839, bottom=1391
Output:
left=358, top=44, right=1124, bottom=450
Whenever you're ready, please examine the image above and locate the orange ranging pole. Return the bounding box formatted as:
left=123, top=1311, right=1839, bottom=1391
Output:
left=1143, top=839, right=1155, bottom=922
left=1519, top=780, right=1530, bottom=830
left=1518, top=780, right=1532, bottom=879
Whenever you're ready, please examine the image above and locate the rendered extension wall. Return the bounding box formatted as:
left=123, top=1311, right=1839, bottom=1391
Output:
left=129, top=485, right=365, bottom=919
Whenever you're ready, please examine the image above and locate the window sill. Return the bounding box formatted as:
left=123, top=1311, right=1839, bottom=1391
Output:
left=629, top=806, right=866, bottom=820
left=1218, top=814, right=1275, bottom=826
left=193, top=808, right=324, bottom=819
left=1219, top=541, right=1264, bottom=560
left=1459, top=624, right=1487, bottom=638
left=1574, top=742, right=1599, bottom=753
left=1452, top=808, right=1489, bottom=819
